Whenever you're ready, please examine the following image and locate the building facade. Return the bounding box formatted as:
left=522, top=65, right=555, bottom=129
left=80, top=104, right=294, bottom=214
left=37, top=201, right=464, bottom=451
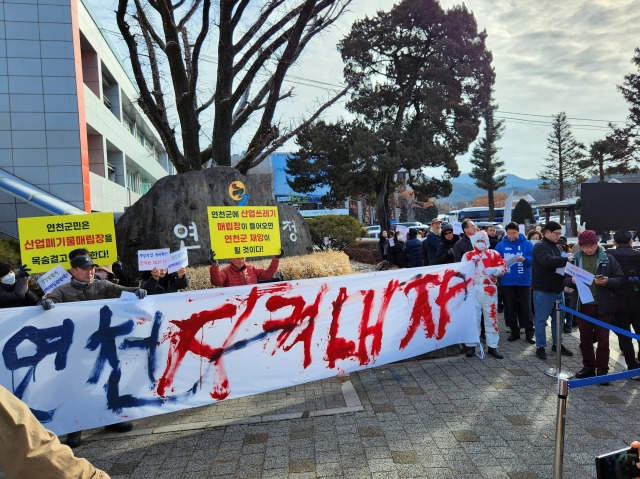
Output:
left=0, top=0, right=172, bottom=238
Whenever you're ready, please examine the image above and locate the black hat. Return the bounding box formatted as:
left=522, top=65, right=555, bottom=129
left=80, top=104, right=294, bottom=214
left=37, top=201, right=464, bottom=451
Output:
left=70, top=256, right=95, bottom=269
left=557, top=236, right=568, bottom=245
left=0, top=262, right=11, bottom=278
left=441, top=223, right=453, bottom=233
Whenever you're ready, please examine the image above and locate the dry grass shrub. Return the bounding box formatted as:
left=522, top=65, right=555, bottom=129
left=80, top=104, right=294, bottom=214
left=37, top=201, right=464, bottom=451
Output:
left=343, top=239, right=382, bottom=264
left=184, top=251, right=355, bottom=291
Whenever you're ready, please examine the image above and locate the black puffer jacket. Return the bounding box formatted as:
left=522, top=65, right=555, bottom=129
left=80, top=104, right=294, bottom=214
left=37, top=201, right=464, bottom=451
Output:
left=436, top=232, right=460, bottom=264
left=141, top=273, right=189, bottom=295
left=403, top=237, right=424, bottom=268
left=0, top=276, right=39, bottom=308
left=604, top=244, right=640, bottom=312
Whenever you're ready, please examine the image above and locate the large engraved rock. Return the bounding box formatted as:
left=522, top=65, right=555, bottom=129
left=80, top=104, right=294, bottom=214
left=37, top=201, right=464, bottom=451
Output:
left=115, top=166, right=312, bottom=280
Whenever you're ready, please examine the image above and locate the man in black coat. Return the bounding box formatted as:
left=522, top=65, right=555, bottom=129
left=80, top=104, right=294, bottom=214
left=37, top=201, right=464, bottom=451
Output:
left=608, top=230, right=640, bottom=372
left=453, top=219, right=477, bottom=262
left=532, top=221, right=574, bottom=360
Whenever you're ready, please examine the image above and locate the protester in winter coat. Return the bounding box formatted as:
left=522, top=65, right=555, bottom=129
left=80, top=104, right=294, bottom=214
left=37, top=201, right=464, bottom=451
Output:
left=210, top=251, right=280, bottom=287
left=565, top=230, right=624, bottom=379
left=379, top=230, right=388, bottom=260
left=435, top=224, right=459, bottom=264
left=494, top=223, right=535, bottom=343
left=393, top=231, right=407, bottom=268
left=0, top=262, right=38, bottom=308
left=608, top=230, right=640, bottom=372
left=453, top=219, right=477, bottom=262
left=403, top=229, right=423, bottom=268
left=421, top=218, right=442, bottom=266
left=141, top=267, right=188, bottom=294
left=386, top=230, right=397, bottom=266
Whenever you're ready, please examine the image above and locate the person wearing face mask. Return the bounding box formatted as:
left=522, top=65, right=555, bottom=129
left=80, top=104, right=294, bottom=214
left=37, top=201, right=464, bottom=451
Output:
left=0, top=262, right=39, bottom=308
left=462, top=232, right=507, bottom=359
left=393, top=231, right=407, bottom=268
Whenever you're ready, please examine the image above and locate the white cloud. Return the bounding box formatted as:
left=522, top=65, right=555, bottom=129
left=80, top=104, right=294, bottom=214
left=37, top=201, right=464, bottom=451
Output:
left=85, top=0, right=640, bottom=179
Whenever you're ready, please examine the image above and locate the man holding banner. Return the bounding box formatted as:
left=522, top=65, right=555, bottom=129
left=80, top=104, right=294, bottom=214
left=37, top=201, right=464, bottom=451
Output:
left=40, top=252, right=148, bottom=447
left=209, top=250, right=280, bottom=287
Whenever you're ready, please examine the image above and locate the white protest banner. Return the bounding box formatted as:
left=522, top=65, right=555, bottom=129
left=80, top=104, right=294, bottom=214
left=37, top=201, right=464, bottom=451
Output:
left=37, top=265, right=72, bottom=295
left=395, top=224, right=408, bottom=237
left=564, top=262, right=594, bottom=285
left=0, top=262, right=477, bottom=435
left=167, top=248, right=189, bottom=273
left=137, top=248, right=170, bottom=271
left=453, top=222, right=463, bottom=235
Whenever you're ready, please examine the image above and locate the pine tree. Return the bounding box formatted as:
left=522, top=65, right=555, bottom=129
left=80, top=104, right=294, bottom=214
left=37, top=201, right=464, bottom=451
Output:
left=579, top=137, right=635, bottom=181
left=512, top=199, right=535, bottom=224
left=538, top=112, right=586, bottom=200
left=469, top=102, right=506, bottom=221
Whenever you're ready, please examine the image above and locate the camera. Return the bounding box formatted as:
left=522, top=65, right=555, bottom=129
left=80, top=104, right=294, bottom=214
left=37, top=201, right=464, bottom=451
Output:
left=596, top=447, right=640, bottom=478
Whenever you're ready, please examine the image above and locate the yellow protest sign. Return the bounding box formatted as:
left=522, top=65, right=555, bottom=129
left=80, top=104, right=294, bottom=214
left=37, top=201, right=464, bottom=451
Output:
left=17, top=212, right=117, bottom=273
left=207, top=206, right=281, bottom=259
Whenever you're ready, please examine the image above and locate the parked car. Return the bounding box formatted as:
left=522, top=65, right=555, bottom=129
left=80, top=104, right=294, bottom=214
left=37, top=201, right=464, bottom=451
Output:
left=365, top=225, right=381, bottom=239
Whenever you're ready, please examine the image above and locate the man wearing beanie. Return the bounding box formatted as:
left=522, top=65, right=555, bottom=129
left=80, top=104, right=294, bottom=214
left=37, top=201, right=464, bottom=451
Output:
left=565, top=230, right=623, bottom=379
left=532, top=221, right=574, bottom=359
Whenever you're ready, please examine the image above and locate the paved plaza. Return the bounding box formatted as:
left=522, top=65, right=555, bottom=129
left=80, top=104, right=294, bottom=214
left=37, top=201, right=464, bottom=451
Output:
left=74, top=322, right=640, bottom=478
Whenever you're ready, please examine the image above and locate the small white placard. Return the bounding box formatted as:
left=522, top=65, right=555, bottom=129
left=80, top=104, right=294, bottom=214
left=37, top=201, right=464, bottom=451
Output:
left=167, top=248, right=189, bottom=274
left=453, top=222, right=463, bottom=235
left=565, top=262, right=594, bottom=285
left=137, top=248, right=170, bottom=271
left=38, top=265, right=72, bottom=295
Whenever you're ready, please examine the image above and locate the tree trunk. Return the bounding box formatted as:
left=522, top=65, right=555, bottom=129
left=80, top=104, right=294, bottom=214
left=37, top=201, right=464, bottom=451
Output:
left=488, top=189, right=495, bottom=221
left=376, top=175, right=392, bottom=231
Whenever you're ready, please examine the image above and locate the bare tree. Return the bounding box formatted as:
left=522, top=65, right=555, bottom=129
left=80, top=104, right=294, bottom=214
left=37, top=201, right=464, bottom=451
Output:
left=116, top=0, right=353, bottom=174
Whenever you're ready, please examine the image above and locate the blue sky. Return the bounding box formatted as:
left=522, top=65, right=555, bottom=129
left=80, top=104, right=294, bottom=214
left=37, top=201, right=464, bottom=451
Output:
left=86, top=0, right=640, bottom=179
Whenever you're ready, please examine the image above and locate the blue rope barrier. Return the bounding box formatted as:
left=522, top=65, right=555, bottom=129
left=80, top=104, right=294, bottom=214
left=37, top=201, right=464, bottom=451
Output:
left=559, top=304, right=640, bottom=341
left=568, top=368, right=640, bottom=388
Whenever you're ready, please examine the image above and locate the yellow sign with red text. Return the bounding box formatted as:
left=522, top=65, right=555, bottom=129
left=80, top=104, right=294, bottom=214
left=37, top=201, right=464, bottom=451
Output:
left=17, top=212, right=117, bottom=273
left=207, top=206, right=281, bottom=259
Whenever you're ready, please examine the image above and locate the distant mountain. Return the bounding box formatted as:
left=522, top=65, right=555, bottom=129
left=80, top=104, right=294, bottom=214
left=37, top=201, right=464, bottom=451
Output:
left=440, top=173, right=543, bottom=205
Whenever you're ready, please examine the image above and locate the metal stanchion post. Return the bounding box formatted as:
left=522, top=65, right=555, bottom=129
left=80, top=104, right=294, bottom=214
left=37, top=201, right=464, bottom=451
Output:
left=546, top=300, right=574, bottom=379
left=553, top=378, right=569, bottom=479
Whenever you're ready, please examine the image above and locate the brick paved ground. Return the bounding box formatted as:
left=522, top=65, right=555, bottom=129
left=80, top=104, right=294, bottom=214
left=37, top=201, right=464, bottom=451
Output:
left=74, top=322, right=640, bottom=478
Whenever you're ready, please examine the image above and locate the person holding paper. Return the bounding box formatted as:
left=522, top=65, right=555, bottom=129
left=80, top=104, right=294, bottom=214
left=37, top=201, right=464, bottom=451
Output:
left=210, top=250, right=280, bottom=287
left=462, top=231, right=507, bottom=359
left=141, top=267, right=188, bottom=295
left=495, top=222, right=535, bottom=344
left=532, top=221, right=573, bottom=360
left=0, top=262, right=38, bottom=308
left=39, top=251, right=148, bottom=447
left=565, top=230, right=623, bottom=379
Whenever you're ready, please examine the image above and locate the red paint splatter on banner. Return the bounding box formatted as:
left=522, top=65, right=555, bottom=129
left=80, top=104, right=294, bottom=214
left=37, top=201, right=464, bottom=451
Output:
left=325, top=279, right=400, bottom=368
left=157, top=284, right=292, bottom=400
left=262, top=284, right=328, bottom=368
left=157, top=303, right=237, bottom=397
left=400, top=270, right=472, bottom=348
